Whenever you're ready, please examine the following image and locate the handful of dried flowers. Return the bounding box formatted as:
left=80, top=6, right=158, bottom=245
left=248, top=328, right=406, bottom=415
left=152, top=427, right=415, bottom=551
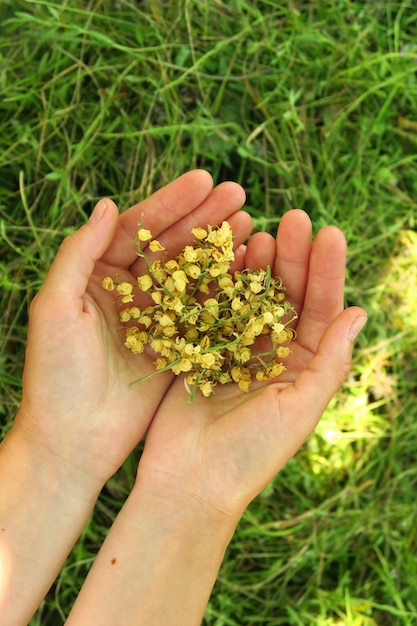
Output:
left=102, top=221, right=297, bottom=400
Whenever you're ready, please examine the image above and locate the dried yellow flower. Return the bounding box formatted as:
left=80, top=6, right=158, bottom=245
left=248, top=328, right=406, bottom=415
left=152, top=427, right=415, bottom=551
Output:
left=151, top=260, right=167, bottom=283
left=183, top=246, right=199, bottom=262
left=277, top=346, right=291, bottom=358
left=151, top=291, right=162, bottom=305
left=199, top=380, right=214, bottom=397
left=117, top=282, right=133, bottom=296
left=191, top=227, right=208, bottom=240
left=172, top=270, right=188, bottom=292
left=137, top=274, right=153, bottom=291
left=184, top=264, right=201, bottom=279
left=138, top=315, right=152, bottom=328
left=185, top=327, right=200, bottom=341
left=102, top=276, right=115, bottom=291
left=137, top=228, right=153, bottom=242
left=172, top=359, right=193, bottom=374
left=120, top=309, right=132, bottom=322
left=158, top=313, right=175, bottom=327
left=165, top=259, right=180, bottom=272
left=196, top=353, right=217, bottom=369
left=232, top=297, right=243, bottom=311
left=209, top=262, right=229, bottom=277
left=149, top=239, right=166, bottom=252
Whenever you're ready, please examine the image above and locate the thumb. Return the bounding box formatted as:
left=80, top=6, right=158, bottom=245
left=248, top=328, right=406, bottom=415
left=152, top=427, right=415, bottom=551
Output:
left=281, top=306, right=367, bottom=439
left=37, top=198, right=119, bottom=304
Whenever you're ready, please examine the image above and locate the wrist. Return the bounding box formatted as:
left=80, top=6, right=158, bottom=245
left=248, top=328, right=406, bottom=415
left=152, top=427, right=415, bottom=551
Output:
left=67, top=470, right=241, bottom=626
left=3, top=415, right=103, bottom=508
left=130, top=466, right=242, bottom=538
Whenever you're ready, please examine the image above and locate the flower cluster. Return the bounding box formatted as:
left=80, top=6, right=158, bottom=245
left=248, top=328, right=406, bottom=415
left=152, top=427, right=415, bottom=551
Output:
left=102, top=221, right=297, bottom=400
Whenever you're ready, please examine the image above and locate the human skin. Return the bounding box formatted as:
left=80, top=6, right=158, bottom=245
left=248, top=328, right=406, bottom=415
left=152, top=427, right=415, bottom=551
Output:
left=0, top=170, right=252, bottom=626
left=66, top=209, right=367, bottom=625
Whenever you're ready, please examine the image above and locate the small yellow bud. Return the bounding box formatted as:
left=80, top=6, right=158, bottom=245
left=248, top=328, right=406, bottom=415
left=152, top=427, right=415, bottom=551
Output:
left=102, top=277, right=115, bottom=291
left=149, top=239, right=166, bottom=252
left=120, top=309, right=131, bottom=322
left=137, top=228, right=153, bottom=241
left=139, top=315, right=152, bottom=328
left=151, top=291, right=162, bottom=305
left=165, top=296, right=184, bottom=314
left=263, top=311, right=274, bottom=325
left=172, top=270, right=188, bottom=292
left=165, top=259, right=180, bottom=272
left=276, top=346, right=291, bottom=358
left=191, top=227, right=208, bottom=240
left=124, top=334, right=145, bottom=354
left=183, top=246, right=198, bottom=262
left=209, top=262, right=229, bottom=277
left=203, top=298, right=218, bottom=317
left=151, top=260, right=167, bottom=282
left=250, top=281, right=263, bottom=294
left=238, top=377, right=251, bottom=393
left=184, top=263, right=201, bottom=279
left=197, top=353, right=217, bottom=369
left=163, top=325, right=178, bottom=338
left=232, top=297, right=243, bottom=311
left=218, top=275, right=234, bottom=289
left=155, top=357, right=168, bottom=371
left=199, top=335, right=210, bottom=350
left=117, top=282, right=133, bottom=296
left=158, top=313, right=175, bottom=327
left=137, top=274, right=153, bottom=291
left=172, top=359, right=193, bottom=374
left=236, top=347, right=252, bottom=363
left=199, top=380, right=214, bottom=397
left=198, top=280, right=210, bottom=294
left=185, top=328, right=199, bottom=340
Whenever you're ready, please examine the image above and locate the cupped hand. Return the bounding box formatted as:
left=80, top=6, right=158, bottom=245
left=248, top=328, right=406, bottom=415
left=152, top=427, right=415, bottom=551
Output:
left=14, top=170, right=251, bottom=487
left=136, top=210, right=367, bottom=518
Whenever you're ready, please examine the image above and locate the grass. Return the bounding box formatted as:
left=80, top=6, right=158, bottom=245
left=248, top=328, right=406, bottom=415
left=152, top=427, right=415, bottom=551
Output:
left=1, top=0, right=417, bottom=623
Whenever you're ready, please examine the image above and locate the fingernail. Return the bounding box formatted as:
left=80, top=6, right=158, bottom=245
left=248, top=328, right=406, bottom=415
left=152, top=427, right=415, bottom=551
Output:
left=348, top=316, right=367, bottom=341
left=89, top=199, right=108, bottom=225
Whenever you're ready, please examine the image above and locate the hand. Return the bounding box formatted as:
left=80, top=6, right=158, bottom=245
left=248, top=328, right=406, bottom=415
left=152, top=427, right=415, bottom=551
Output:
left=12, top=170, right=251, bottom=490
left=135, top=209, right=367, bottom=518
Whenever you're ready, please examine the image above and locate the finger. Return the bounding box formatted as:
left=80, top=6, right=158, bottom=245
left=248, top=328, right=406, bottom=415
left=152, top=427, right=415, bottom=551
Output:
left=295, top=226, right=347, bottom=353
left=129, top=181, right=249, bottom=276
left=101, top=170, right=214, bottom=268
left=36, top=198, right=119, bottom=309
left=273, top=209, right=313, bottom=317
left=244, top=232, right=276, bottom=270
left=230, top=243, right=248, bottom=274
left=224, top=210, right=253, bottom=250
left=278, top=307, right=367, bottom=447
left=152, top=181, right=248, bottom=253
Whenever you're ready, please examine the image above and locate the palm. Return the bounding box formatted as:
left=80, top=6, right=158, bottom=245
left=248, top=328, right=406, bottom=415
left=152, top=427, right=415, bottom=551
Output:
left=138, top=210, right=364, bottom=516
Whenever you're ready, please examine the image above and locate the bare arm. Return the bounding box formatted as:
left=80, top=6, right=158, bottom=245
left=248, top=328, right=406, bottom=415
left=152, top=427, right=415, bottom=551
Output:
left=66, top=483, right=238, bottom=625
